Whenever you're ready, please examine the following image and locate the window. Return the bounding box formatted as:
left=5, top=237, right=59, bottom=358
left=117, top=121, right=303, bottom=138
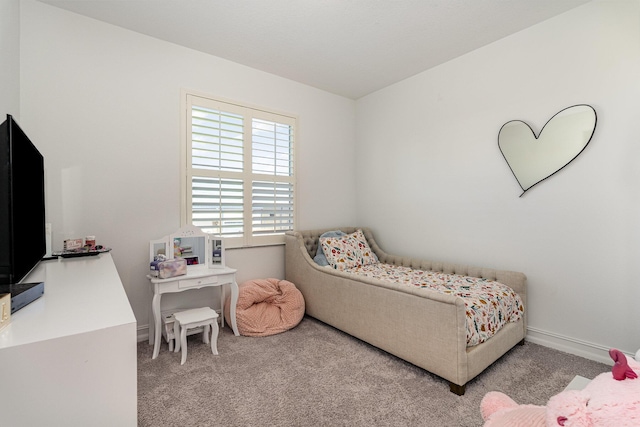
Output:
left=182, top=93, right=296, bottom=248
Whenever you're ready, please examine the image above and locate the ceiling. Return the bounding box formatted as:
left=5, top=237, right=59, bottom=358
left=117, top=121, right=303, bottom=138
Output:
left=38, top=0, right=592, bottom=99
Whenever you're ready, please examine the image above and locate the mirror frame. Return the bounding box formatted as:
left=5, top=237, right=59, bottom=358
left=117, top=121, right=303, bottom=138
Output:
left=498, top=104, right=597, bottom=197
left=150, top=225, right=225, bottom=271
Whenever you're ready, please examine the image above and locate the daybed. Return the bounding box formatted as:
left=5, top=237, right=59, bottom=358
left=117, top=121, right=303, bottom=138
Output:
left=284, top=227, right=527, bottom=395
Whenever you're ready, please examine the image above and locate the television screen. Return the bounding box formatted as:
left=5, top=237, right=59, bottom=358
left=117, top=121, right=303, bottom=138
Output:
left=0, top=114, right=46, bottom=286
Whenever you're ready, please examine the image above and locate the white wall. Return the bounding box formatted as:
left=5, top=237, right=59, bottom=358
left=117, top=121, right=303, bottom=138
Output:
left=15, top=0, right=640, bottom=363
left=356, top=0, right=640, bottom=362
left=18, top=0, right=358, bottom=336
left=0, top=0, right=20, bottom=119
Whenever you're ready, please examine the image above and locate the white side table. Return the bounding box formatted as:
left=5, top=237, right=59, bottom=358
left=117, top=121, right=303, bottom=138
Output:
left=147, top=266, right=239, bottom=359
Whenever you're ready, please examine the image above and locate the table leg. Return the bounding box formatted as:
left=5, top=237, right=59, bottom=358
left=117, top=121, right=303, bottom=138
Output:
left=148, top=302, right=155, bottom=346
left=151, top=292, right=162, bottom=359
left=229, top=279, right=240, bottom=336
left=219, top=285, right=225, bottom=329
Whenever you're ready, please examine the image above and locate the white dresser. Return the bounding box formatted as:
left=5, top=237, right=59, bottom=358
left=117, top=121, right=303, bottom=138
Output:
left=0, top=253, right=137, bottom=426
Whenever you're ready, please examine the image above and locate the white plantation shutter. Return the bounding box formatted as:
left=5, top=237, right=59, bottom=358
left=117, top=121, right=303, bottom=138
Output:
left=184, top=93, right=296, bottom=247
left=252, top=181, right=294, bottom=235
left=252, top=118, right=292, bottom=176
left=191, top=177, right=244, bottom=236
left=191, top=107, right=244, bottom=172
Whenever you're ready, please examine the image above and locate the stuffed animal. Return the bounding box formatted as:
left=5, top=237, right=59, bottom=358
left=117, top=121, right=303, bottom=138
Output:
left=480, top=392, right=546, bottom=426
left=481, top=349, right=640, bottom=427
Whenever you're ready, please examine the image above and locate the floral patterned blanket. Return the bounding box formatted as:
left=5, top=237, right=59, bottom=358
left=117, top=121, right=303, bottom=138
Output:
left=344, top=263, right=525, bottom=346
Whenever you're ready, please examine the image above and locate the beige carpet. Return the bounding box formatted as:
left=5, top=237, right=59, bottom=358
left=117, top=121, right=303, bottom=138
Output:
left=138, top=316, right=608, bottom=426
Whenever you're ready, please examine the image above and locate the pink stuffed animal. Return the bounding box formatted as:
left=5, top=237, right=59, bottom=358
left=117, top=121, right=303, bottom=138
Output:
left=481, top=349, right=640, bottom=427
left=480, top=392, right=546, bottom=426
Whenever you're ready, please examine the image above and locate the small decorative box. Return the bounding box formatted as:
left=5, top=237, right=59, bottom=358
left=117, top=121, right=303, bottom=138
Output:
left=151, top=258, right=187, bottom=279
left=64, top=238, right=83, bottom=251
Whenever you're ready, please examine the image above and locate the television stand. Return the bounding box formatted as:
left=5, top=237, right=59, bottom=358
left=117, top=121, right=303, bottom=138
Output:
left=0, top=253, right=137, bottom=425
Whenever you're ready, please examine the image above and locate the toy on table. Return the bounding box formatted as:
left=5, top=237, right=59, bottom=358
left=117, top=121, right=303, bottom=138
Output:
left=149, top=254, right=187, bottom=279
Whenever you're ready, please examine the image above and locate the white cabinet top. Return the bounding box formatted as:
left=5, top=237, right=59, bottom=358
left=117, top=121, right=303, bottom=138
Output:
left=0, top=252, right=136, bottom=349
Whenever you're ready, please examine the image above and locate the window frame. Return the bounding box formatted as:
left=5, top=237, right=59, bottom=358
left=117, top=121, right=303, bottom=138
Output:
left=180, top=89, right=297, bottom=248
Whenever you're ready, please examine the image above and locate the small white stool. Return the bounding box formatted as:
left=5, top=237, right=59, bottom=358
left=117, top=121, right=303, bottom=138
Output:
left=173, top=307, right=219, bottom=365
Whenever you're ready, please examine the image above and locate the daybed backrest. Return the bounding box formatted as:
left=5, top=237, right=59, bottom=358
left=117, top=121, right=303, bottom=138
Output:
left=290, top=226, right=468, bottom=273
left=287, top=227, right=526, bottom=293
left=291, top=227, right=361, bottom=259
left=290, top=226, right=428, bottom=269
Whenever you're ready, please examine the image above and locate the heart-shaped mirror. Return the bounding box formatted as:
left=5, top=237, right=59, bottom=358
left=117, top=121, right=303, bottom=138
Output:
left=498, top=105, right=597, bottom=196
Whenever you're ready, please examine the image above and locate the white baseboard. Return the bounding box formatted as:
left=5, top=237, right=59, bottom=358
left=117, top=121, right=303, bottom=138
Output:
left=526, top=326, right=636, bottom=366
left=137, top=325, right=149, bottom=343
left=137, top=322, right=634, bottom=365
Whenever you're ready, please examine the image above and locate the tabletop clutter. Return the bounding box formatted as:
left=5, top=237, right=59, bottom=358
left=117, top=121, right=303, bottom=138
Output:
left=150, top=255, right=187, bottom=279
left=51, top=235, right=110, bottom=258
left=149, top=238, right=192, bottom=279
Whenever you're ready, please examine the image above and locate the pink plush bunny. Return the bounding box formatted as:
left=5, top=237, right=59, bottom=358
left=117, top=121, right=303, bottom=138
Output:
left=481, top=349, right=640, bottom=427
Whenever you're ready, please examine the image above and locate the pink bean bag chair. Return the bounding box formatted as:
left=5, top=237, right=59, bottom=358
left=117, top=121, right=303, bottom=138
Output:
left=224, top=278, right=305, bottom=337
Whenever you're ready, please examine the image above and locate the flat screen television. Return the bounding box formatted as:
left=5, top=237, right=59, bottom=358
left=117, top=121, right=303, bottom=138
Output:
left=0, top=114, right=46, bottom=302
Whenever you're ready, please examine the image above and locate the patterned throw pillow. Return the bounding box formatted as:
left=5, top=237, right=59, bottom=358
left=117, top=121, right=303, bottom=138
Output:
left=351, top=229, right=378, bottom=266
left=313, top=230, right=346, bottom=266
left=320, top=229, right=378, bottom=270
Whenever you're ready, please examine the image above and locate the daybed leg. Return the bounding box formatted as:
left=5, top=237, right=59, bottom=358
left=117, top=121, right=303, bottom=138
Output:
left=518, top=338, right=525, bottom=346
left=449, top=382, right=466, bottom=396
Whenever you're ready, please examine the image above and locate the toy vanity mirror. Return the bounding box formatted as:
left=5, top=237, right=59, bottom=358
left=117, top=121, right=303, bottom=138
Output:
left=210, top=237, right=225, bottom=268
left=169, top=224, right=207, bottom=267
left=173, top=235, right=206, bottom=266
left=150, top=239, right=168, bottom=260
left=150, top=224, right=225, bottom=270
left=498, top=104, right=597, bottom=196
